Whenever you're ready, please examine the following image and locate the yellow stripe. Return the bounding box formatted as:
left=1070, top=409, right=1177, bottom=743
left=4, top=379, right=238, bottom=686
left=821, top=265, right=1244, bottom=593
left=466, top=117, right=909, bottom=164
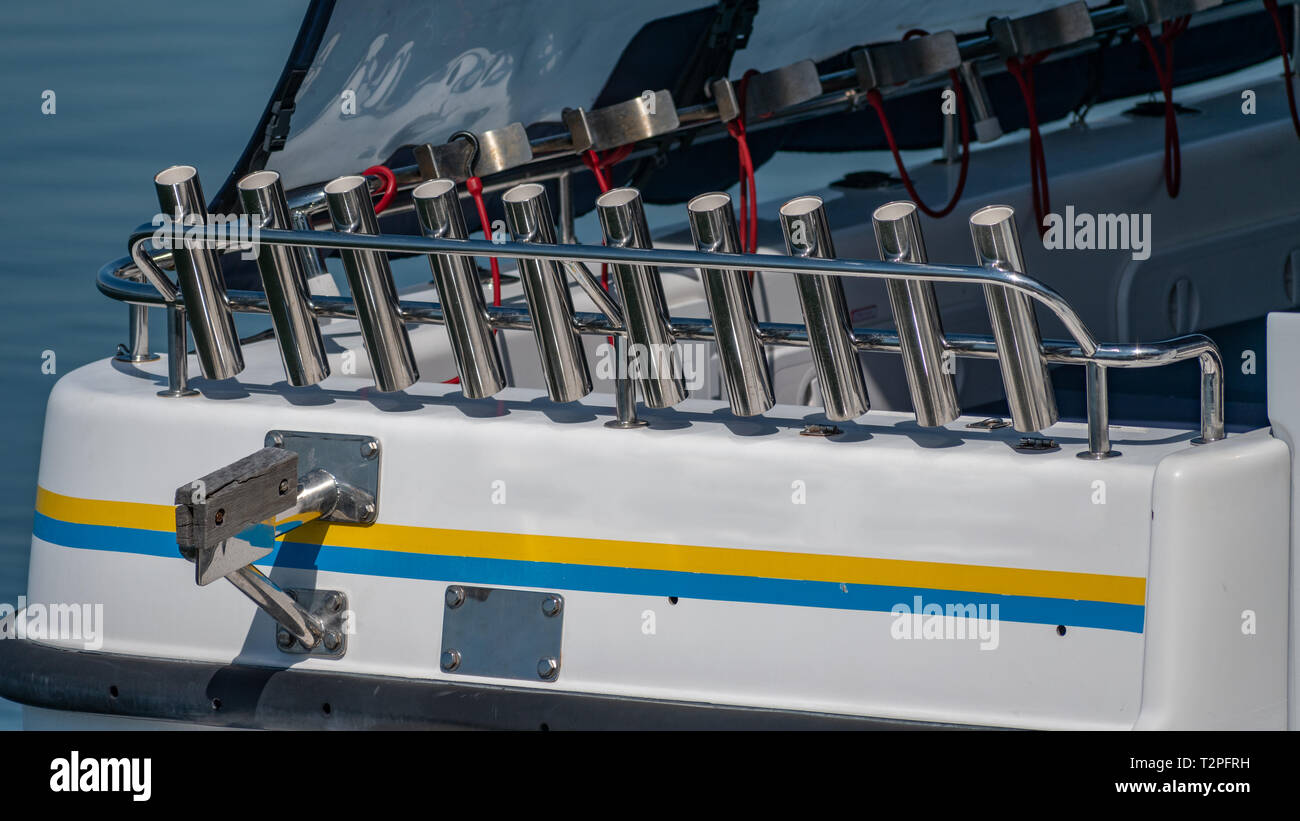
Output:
left=35, top=487, right=1146, bottom=606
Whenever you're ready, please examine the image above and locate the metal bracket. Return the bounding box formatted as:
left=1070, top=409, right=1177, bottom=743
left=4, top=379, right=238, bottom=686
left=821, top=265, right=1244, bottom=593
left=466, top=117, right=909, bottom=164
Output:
left=990, top=1, right=1095, bottom=57
left=414, top=123, right=534, bottom=182
left=1125, top=0, right=1221, bottom=25
left=709, top=77, right=742, bottom=123
left=743, top=60, right=823, bottom=120
left=265, top=430, right=381, bottom=524
left=276, top=588, right=348, bottom=657
left=563, top=90, right=680, bottom=153
left=173, top=431, right=381, bottom=656
left=852, top=32, right=961, bottom=91
left=440, top=586, right=565, bottom=682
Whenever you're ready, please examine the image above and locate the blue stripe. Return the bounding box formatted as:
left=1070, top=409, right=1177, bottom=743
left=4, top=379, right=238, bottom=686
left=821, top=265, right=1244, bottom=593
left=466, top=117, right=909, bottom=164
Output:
left=31, top=512, right=1145, bottom=633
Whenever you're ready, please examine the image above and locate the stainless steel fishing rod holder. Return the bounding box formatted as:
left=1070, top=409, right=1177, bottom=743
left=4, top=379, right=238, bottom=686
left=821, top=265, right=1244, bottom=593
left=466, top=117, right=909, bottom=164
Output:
left=102, top=201, right=1226, bottom=456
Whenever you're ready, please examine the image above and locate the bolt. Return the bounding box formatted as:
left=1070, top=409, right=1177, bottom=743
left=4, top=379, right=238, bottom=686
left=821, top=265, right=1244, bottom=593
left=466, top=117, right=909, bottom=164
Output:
left=359, top=503, right=375, bottom=523
left=326, top=592, right=343, bottom=613
left=541, top=595, right=562, bottom=617
left=361, top=439, right=379, bottom=459
left=214, top=508, right=225, bottom=526
left=323, top=631, right=342, bottom=652
left=445, top=586, right=465, bottom=609
left=276, top=630, right=295, bottom=649
left=278, top=478, right=289, bottom=495
left=537, top=657, right=560, bottom=681
left=268, top=432, right=284, bottom=447
left=441, top=648, right=461, bottom=672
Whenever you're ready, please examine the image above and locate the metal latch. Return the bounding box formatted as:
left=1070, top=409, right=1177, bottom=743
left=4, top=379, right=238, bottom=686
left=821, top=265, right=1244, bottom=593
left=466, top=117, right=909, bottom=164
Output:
left=174, top=431, right=381, bottom=656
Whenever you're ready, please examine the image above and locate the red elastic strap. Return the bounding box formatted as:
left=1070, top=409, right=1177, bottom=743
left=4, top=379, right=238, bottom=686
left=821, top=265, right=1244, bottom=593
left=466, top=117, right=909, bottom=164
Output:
left=1264, top=0, right=1300, bottom=140
left=1136, top=19, right=1187, bottom=198
left=726, top=69, right=760, bottom=255
left=865, top=70, right=971, bottom=220
left=361, top=165, right=396, bottom=214
left=464, top=175, right=502, bottom=307
left=1005, top=53, right=1051, bottom=235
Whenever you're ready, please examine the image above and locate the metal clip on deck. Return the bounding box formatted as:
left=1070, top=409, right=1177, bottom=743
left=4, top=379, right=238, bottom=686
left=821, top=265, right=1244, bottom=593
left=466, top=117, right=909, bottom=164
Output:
left=564, top=90, right=681, bottom=153
left=852, top=31, right=962, bottom=92
left=414, top=122, right=534, bottom=182
left=1125, top=0, right=1223, bottom=25
left=174, top=432, right=381, bottom=656
left=989, top=1, right=1096, bottom=58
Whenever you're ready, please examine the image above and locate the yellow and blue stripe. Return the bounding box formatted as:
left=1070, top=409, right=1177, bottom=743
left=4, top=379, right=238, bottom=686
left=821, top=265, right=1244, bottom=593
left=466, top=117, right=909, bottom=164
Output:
left=33, top=488, right=1146, bottom=632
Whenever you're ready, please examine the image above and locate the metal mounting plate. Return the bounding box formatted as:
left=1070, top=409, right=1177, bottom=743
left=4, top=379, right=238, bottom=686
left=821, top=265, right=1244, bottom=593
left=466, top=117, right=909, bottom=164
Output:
left=264, top=430, right=381, bottom=524
left=440, top=586, right=564, bottom=682
left=276, top=588, right=348, bottom=658
left=852, top=32, right=961, bottom=91
left=564, top=91, right=680, bottom=153
left=744, top=60, right=823, bottom=120
left=990, top=1, right=1094, bottom=57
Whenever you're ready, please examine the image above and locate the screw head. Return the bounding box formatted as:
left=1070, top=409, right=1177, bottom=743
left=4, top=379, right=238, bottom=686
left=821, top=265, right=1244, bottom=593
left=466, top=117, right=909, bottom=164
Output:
left=359, top=503, right=375, bottom=523
left=268, top=432, right=284, bottom=447
left=278, top=478, right=290, bottom=495
left=276, top=630, right=295, bottom=649
left=537, top=657, right=560, bottom=681
left=541, top=595, right=563, bottom=617
left=214, top=508, right=225, bottom=526
left=323, top=631, right=342, bottom=652
left=326, top=592, right=344, bottom=613
left=441, top=649, right=461, bottom=672
left=445, top=585, right=465, bottom=609
left=361, top=439, right=379, bottom=459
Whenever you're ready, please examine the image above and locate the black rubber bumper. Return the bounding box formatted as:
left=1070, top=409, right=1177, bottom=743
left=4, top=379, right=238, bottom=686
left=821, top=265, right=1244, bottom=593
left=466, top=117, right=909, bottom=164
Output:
left=0, top=637, right=958, bottom=730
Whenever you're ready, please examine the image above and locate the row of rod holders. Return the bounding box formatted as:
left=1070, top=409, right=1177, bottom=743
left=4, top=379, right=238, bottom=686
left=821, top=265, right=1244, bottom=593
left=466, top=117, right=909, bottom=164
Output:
left=115, top=164, right=1225, bottom=457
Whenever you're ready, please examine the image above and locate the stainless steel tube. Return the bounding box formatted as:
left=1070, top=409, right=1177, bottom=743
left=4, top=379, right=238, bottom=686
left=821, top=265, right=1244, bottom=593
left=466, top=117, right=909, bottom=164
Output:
left=596, top=188, right=688, bottom=409
left=501, top=183, right=592, bottom=402
left=158, top=303, right=199, bottom=398
left=228, top=565, right=324, bottom=649
left=778, top=196, right=870, bottom=421
left=1081, top=362, right=1119, bottom=458
left=969, top=205, right=1058, bottom=432
left=686, top=192, right=773, bottom=416
left=238, top=171, right=330, bottom=387
left=153, top=165, right=244, bottom=380
left=412, top=179, right=507, bottom=398
left=871, top=202, right=959, bottom=427
left=115, top=304, right=157, bottom=363
left=324, top=175, right=419, bottom=392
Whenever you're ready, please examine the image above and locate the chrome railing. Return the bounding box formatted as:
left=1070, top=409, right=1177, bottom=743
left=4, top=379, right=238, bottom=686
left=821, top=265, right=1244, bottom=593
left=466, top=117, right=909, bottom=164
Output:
left=101, top=180, right=1225, bottom=458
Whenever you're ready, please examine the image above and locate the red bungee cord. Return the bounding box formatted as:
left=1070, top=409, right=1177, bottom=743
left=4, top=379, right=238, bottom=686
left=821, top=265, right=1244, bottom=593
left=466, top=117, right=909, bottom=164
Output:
left=361, top=165, right=396, bottom=214
left=1135, top=16, right=1189, bottom=198
left=864, top=31, right=971, bottom=222
left=1264, top=0, right=1300, bottom=140
left=726, top=69, right=760, bottom=254
left=1004, top=52, right=1051, bottom=235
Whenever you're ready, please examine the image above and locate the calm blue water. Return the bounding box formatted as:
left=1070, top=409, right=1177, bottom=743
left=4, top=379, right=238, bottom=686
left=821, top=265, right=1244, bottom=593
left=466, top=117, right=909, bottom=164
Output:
left=0, top=0, right=310, bottom=730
